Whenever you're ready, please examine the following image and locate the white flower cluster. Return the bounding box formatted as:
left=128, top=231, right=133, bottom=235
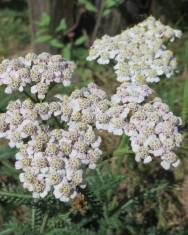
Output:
left=0, top=99, right=40, bottom=147
left=87, top=16, right=182, bottom=169
left=54, top=83, right=111, bottom=131
left=99, top=84, right=182, bottom=169
left=111, top=82, right=153, bottom=104
left=0, top=17, right=183, bottom=202
left=0, top=87, right=102, bottom=201
left=0, top=52, right=75, bottom=99
left=16, top=126, right=101, bottom=201
left=95, top=82, right=153, bottom=135
left=87, top=16, right=182, bottom=83
left=125, top=98, right=182, bottom=169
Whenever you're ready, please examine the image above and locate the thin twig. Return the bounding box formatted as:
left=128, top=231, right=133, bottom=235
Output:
left=90, top=0, right=105, bottom=45
left=66, top=8, right=84, bottom=35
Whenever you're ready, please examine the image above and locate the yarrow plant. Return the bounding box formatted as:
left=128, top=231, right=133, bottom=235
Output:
left=0, top=16, right=183, bottom=202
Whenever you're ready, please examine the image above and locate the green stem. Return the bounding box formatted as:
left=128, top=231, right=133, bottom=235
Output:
left=31, top=207, right=36, bottom=231
left=40, top=211, right=49, bottom=234
left=23, top=90, right=36, bottom=103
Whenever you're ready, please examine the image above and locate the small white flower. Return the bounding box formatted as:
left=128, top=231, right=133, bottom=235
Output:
left=53, top=180, right=76, bottom=202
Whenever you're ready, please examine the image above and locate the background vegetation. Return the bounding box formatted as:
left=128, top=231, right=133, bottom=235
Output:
left=0, top=0, right=188, bottom=234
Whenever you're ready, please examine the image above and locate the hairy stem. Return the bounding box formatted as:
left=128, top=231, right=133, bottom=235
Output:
left=31, top=207, right=36, bottom=230
left=39, top=211, right=49, bottom=234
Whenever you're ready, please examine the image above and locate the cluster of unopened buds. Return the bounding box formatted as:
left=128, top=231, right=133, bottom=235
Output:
left=0, top=16, right=183, bottom=201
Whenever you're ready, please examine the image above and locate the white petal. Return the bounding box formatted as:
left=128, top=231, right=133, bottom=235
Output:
left=33, top=192, right=40, bottom=198
left=113, top=128, right=123, bottom=136
left=15, top=161, right=22, bottom=169
left=31, top=85, right=37, bottom=94
left=161, top=160, right=171, bottom=170
left=70, top=191, right=77, bottom=199
left=19, top=86, right=24, bottom=92
left=19, top=173, right=25, bottom=182
left=111, top=95, right=121, bottom=104
left=63, top=80, right=71, bottom=87
left=91, top=137, right=101, bottom=148
left=89, top=163, right=96, bottom=169
left=135, top=155, right=141, bottom=162
left=144, top=156, right=152, bottom=164
left=172, top=159, right=180, bottom=168
left=38, top=94, right=45, bottom=100
left=9, top=141, right=15, bottom=148
left=5, top=86, right=12, bottom=94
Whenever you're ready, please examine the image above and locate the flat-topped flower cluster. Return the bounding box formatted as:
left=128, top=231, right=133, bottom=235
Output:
left=0, top=52, right=75, bottom=99
left=87, top=16, right=181, bottom=83
left=0, top=16, right=183, bottom=201
left=127, top=98, right=182, bottom=169
left=0, top=83, right=105, bottom=201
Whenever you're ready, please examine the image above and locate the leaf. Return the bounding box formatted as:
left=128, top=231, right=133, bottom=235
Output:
left=114, top=148, right=132, bottom=155
left=63, top=44, right=72, bottom=59
left=105, top=0, right=115, bottom=9
left=48, top=212, right=71, bottom=229
left=113, top=135, right=131, bottom=156
left=1, top=160, right=19, bottom=180
left=109, top=0, right=123, bottom=7
left=35, top=28, right=48, bottom=37
left=102, top=9, right=111, bottom=16
left=37, top=12, right=50, bottom=27
left=56, top=19, right=67, bottom=32
left=0, top=189, right=32, bottom=201
left=74, top=35, right=88, bottom=46
left=50, top=39, right=63, bottom=48
left=35, top=35, right=52, bottom=43
left=103, top=0, right=123, bottom=15
left=0, top=146, right=16, bottom=160
left=79, top=0, right=97, bottom=12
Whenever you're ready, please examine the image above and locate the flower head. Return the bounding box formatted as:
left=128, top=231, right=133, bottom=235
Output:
left=0, top=53, right=76, bottom=99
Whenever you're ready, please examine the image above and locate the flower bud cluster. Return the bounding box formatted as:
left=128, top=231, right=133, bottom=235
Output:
left=125, top=98, right=182, bottom=169
left=0, top=53, right=76, bottom=99
left=87, top=16, right=182, bottom=83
